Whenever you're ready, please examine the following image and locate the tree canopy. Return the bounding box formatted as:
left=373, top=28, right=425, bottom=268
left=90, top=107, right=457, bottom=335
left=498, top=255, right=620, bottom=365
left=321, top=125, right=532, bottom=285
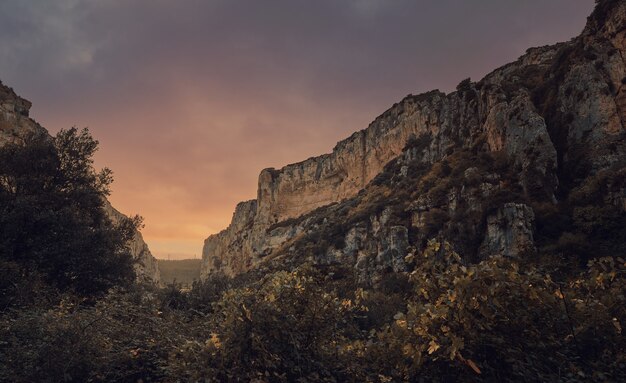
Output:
left=0, top=128, right=137, bottom=296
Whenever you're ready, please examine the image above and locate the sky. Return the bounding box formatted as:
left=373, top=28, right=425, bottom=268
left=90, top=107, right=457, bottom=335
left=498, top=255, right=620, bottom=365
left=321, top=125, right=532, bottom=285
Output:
left=0, top=0, right=594, bottom=260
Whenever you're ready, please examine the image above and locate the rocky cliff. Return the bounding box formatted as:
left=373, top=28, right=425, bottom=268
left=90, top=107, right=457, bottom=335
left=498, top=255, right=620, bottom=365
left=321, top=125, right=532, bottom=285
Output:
left=103, top=201, right=161, bottom=283
left=0, top=81, right=160, bottom=284
left=0, top=84, right=47, bottom=143
left=202, top=0, right=626, bottom=281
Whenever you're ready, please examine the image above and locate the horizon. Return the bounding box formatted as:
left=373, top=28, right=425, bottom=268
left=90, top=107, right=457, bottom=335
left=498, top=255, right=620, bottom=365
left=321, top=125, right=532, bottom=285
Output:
left=0, top=0, right=594, bottom=260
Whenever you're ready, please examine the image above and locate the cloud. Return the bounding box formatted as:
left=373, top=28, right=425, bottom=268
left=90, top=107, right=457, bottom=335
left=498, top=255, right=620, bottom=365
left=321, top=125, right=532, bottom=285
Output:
left=349, top=0, right=390, bottom=16
left=0, top=0, right=99, bottom=81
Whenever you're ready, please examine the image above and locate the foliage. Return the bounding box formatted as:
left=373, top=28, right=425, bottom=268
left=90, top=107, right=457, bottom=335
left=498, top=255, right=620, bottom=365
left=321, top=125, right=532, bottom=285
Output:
left=0, top=286, right=195, bottom=383
left=0, top=242, right=624, bottom=382
left=590, top=0, right=622, bottom=30
left=167, top=266, right=362, bottom=382
left=0, top=260, right=60, bottom=311
left=456, top=78, right=476, bottom=102
left=534, top=166, right=626, bottom=264
left=2, top=25, right=626, bottom=378
left=0, top=128, right=137, bottom=296
left=357, top=240, right=626, bottom=382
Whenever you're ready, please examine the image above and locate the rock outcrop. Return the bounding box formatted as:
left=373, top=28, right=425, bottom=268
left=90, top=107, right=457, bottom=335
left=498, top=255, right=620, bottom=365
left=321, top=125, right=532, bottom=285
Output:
left=0, top=81, right=160, bottom=284
left=103, top=201, right=161, bottom=283
left=0, top=83, right=48, bottom=143
left=202, top=0, right=626, bottom=281
left=480, top=203, right=536, bottom=258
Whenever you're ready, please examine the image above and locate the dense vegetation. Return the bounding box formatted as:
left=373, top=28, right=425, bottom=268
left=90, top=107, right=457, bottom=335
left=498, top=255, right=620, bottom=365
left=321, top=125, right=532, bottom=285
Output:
left=1, top=241, right=623, bottom=382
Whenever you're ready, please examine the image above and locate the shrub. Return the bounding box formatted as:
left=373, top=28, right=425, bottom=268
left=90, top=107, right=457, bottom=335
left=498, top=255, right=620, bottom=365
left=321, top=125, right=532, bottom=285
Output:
left=167, top=267, right=361, bottom=382
left=358, top=240, right=626, bottom=381
left=403, top=132, right=432, bottom=153
left=456, top=78, right=472, bottom=93
left=0, top=287, right=194, bottom=383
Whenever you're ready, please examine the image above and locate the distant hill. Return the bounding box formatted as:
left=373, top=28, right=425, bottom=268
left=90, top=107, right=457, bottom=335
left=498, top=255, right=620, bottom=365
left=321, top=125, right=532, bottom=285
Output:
left=158, top=259, right=202, bottom=286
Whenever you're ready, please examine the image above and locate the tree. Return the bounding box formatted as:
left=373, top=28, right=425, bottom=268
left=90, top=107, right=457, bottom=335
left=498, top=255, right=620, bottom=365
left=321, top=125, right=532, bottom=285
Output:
left=0, top=128, right=137, bottom=296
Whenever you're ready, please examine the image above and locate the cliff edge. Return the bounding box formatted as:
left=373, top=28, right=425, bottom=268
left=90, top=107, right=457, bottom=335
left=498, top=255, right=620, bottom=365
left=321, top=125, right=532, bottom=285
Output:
left=202, top=0, right=626, bottom=280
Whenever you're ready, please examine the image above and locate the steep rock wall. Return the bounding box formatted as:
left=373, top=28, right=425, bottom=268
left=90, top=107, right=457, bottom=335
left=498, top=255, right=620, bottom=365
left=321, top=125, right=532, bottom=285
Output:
left=202, top=1, right=626, bottom=279
left=103, top=202, right=161, bottom=283
left=0, top=83, right=47, bottom=143
left=202, top=64, right=557, bottom=278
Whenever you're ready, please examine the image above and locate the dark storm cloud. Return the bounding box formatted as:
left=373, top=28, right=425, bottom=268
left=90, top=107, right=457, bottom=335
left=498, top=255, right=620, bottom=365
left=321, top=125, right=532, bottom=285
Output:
left=0, top=0, right=594, bottom=258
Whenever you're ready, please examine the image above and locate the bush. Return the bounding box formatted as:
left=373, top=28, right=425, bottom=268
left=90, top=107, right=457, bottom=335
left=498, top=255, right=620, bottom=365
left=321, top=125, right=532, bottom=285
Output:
left=1, top=246, right=624, bottom=382
left=358, top=240, right=626, bottom=381
left=0, top=287, right=194, bottom=383
left=167, top=267, right=362, bottom=382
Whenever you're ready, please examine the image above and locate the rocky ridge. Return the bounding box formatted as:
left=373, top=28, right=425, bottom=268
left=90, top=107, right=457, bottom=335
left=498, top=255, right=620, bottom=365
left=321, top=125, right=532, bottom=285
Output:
left=202, top=0, right=626, bottom=281
left=0, top=81, right=160, bottom=284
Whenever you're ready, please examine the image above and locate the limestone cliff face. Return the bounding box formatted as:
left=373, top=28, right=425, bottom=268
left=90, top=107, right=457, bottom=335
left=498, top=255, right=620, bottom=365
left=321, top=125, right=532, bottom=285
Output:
left=255, top=97, right=442, bottom=226
left=0, top=81, right=160, bottom=284
left=202, top=200, right=258, bottom=276
left=103, top=202, right=161, bottom=283
left=202, top=0, right=626, bottom=280
left=480, top=203, right=536, bottom=258
left=0, top=83, right=48, bottom=143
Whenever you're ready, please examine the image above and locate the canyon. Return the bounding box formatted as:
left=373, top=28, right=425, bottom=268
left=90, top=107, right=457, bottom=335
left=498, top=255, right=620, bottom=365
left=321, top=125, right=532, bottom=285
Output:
left=202, top=0, right=626, bottom=281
